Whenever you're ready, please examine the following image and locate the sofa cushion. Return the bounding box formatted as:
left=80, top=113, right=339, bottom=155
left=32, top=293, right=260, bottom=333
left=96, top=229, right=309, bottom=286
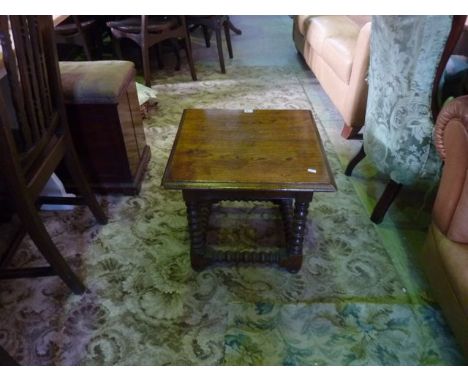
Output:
left=432, top=223, right=468, bottom=314
left=305, top=16, right=361, bottom=56
left=60, top=60, right=135, bottom=104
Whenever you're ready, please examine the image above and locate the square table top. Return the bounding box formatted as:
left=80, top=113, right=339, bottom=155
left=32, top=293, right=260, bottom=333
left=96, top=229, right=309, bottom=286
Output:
left=162, top=109, right=336, bottom=192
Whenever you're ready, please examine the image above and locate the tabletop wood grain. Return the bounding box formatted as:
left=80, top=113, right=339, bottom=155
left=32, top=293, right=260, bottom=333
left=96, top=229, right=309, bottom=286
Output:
left=162, top=109, right=336, bottom=192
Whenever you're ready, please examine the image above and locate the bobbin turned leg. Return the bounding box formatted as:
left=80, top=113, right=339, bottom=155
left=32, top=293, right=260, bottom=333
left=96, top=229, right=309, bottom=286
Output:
left=185, top=200, right=210, bottom=271
left=280, top=194, right=312, bottom=273
left=278, top=199, right=294, bottom=245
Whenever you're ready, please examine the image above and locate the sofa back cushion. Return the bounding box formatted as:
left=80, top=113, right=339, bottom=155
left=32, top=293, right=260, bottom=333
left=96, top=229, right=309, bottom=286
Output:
left=305, top=16, right=363, bottom=83
left=297, top=15, right=312, bottom=36
left=347, top=15, right=372, bottom=28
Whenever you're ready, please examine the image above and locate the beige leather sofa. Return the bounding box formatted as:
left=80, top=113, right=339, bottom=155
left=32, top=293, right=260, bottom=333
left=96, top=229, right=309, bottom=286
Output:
left=422, top=95, right=468, bottom=359
left=293, top=16, right=371, bottom=139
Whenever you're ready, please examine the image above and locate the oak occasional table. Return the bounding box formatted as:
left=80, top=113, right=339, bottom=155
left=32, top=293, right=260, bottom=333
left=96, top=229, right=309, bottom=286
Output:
left=162, top=109, right=336, bottom=272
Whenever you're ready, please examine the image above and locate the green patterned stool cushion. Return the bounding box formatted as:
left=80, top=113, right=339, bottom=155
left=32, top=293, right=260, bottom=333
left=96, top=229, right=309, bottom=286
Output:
left=363, top=16, right=453, bottom=185
left=60, top=60, right=135, bottom=104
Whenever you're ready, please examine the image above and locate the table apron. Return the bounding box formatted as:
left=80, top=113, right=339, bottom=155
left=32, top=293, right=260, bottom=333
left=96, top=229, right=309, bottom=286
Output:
left=182, top=189, right=314, bottom=203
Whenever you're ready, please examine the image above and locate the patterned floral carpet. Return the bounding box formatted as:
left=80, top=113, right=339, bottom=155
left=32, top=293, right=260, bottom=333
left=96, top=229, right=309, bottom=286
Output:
left=0, top=60, right=465, bottom=365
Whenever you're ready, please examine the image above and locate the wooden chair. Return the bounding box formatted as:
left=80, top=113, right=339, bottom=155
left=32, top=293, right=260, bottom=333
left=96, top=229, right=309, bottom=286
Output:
left=54, top=16, right=101, bottom=60
left=107, top=15, right=197, bottom=87
left=187, top=15, right=233, bottom=74
left=0, top=15, right=107, bottom=294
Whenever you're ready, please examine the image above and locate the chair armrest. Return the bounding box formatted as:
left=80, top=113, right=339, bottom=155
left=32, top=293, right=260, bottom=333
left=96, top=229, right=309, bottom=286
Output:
left=434, top=95, right=468, bottom=160
left=343, top=21, right=371, bottom=127
left=433, top=95, right=468, bottom=242
left=349, top=22, right=371, bottom=86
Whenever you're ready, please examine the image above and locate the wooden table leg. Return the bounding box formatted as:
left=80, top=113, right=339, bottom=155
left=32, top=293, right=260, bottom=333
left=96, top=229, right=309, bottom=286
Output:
left=185, top=199, right=210, bottom=270
left=280, top=194, right=312, bottom=273
left=278, top=199, right=293, bottom=245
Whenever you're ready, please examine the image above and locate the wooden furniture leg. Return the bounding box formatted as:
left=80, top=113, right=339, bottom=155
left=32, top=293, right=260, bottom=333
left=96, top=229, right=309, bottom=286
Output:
left=341, top=123, right=363, bottom=140
left=0, top=182, right=86, bottom=294
left=183, top=32, right=198, bottom=81
left=228, top=19, right=242, bottom=35
left=0, top=345, right=18, bottom=366
left=169, top=39, right=181, bottom=71
left=142, top=44, right=152, bottom=87
left=345, top=145, right=366, bottom=176
left=279, top=199, right=294, bottom=246
left=202, top=25, right=211, bottom=47
left=155, top=43, right=164, bottom=69
left=111, top=36, right=123, bottom=59
left=64, top=142, right=108, bottom=225
left=280, top=196, right=312, bottom=273
left=214, top=28, right=226, bottom=73
left=186, top=200, right=209, bottom=270
left=370, top=180, right=403, bottom=224
left=223, top=20, right=233, bottom=59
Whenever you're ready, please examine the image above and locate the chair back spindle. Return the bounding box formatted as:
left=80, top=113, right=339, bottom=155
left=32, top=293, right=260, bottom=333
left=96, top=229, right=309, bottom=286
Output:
left=0, top=16, right=64, bottom=170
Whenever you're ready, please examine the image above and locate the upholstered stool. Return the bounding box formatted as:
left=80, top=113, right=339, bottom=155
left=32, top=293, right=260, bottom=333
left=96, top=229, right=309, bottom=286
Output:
left=59, top=60, right=151, bottom=195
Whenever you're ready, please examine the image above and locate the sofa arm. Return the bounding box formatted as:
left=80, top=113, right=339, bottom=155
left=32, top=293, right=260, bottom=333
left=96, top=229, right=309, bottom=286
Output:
left=343, top=22, right=371, bottom=127
left=432, top=95, right=468, bottom=243
left=434, top=95, right=468, bottom=160
left=352, top=22, right=372, bottom=82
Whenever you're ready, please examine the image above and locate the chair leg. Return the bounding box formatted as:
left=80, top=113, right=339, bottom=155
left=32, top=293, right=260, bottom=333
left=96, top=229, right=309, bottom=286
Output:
left=111, top=37, right=123, bottom=59
left=228, top=19, right=242, bottom=35
left=93, top=27, right=104, bottom=60
left=202, top=25, right=211, bottom=47
left=214, top=29, right=226, bottom=73
left=0, top=345, right=19, bottom=366
left=223, top=20, right=233, bottom=59
left=370, top=180, right=403, bottom=224
left=155, top=44, right=164, bottom=70
left=4, top=188, right=86, bottom=294
left=183, top=35, right=197, bottom=81
left=169, top=39, right=181, bottom=71
left=80, top=36, right=93, bottom=60
left=341, top=123, right=363, bottom=140
left=63, top=140, right=108, bottom=225
left=141, top=46, right=152, bottom=87
left=345, top=145, right=366, bottom=176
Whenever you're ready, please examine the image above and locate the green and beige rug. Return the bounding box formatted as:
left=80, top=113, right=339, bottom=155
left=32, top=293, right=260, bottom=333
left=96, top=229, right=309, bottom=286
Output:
left=0, top=63, right=464, bottom=365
